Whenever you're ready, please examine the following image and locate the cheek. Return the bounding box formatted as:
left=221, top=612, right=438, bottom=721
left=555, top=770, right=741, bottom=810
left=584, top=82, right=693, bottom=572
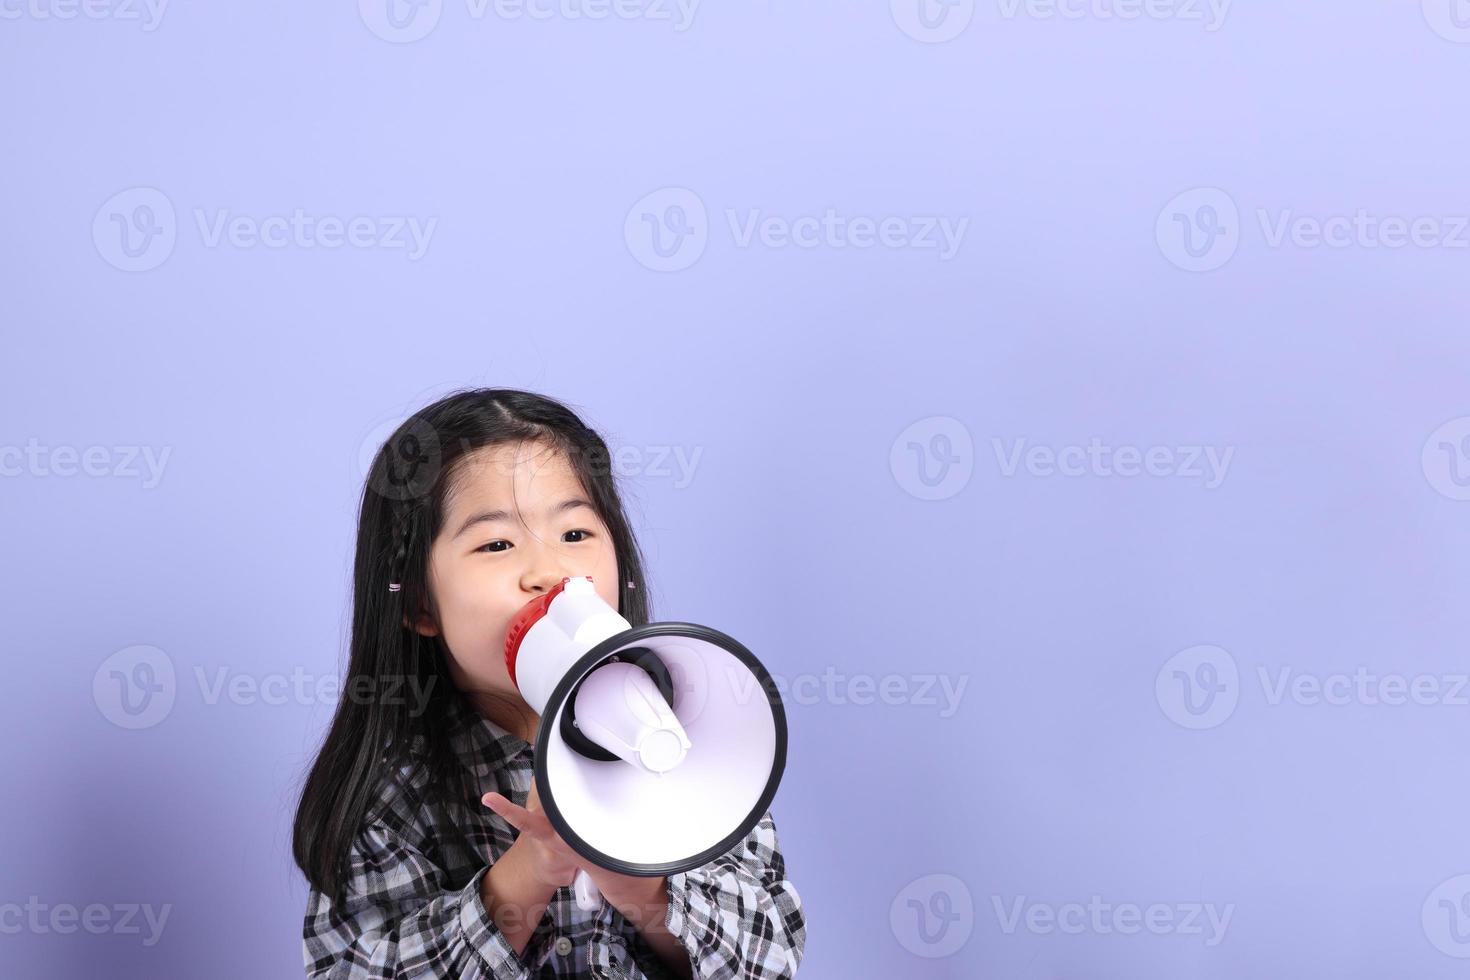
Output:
left=432, top=565, right=519, bottom=681
left=441, top=607, right=517, bottom=691
left=593, top=544, right=621, bottom=608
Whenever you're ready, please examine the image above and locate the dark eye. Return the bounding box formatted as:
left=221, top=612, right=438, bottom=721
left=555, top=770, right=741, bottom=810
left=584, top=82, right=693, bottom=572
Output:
left=564, top=529, right=593, bottom=543
left=477, top=540, right=511, bottom=553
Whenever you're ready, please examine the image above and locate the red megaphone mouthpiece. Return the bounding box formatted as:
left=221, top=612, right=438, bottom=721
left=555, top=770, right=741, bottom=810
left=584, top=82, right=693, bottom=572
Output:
left=504, top=576, right=584, bottom=689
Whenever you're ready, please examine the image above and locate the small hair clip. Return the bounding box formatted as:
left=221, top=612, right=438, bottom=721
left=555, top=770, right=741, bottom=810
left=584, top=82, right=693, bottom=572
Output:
left=388, top=582, right=402, bottom=593
left=627, top=581, right=636, bottom=590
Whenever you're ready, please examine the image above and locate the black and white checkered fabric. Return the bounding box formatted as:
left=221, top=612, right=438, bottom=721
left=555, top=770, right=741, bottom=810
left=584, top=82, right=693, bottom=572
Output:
left=302, top=695, right=806, bottom=979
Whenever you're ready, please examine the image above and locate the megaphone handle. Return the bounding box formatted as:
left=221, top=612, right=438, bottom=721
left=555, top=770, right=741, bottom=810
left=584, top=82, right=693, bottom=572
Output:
left=573, top=869, right=603, bottom=912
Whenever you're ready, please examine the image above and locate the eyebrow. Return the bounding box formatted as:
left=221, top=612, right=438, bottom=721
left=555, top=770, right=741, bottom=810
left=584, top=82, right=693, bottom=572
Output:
left=452, top=497, right=596, bottom=540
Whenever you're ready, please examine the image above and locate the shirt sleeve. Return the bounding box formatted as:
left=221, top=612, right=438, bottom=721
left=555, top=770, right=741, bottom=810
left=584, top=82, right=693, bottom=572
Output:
left=651, top=809, right=807, bottom=980
left=302, top=813, right=544, bottom=980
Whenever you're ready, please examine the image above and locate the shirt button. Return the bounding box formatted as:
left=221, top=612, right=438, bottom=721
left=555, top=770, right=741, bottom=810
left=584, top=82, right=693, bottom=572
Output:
left=553, top=936, right=573, bottom=956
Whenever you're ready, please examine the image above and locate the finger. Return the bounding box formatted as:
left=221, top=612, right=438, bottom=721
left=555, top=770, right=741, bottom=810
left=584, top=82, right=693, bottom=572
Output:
left=481, top=792, right=531, bottom=832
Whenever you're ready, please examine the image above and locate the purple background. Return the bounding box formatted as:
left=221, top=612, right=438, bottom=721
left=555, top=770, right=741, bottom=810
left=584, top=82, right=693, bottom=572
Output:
left=5, top=1, right=1470, bottom=977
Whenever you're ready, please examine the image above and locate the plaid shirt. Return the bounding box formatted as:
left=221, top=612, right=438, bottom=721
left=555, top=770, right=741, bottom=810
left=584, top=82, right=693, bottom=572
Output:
left=302, top=694, right=806, bottom=979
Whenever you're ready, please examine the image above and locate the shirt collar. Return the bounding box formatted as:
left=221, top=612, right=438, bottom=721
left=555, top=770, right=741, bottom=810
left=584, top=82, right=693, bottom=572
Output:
left=445, top=690, right=534, bottom=775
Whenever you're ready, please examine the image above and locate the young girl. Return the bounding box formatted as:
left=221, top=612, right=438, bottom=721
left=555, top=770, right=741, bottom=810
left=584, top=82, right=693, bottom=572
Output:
left=292, top=389, right=806, bottom=980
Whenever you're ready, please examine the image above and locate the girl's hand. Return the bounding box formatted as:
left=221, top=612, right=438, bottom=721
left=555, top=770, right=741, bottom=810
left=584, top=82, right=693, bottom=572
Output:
left=482, top=780, right=587, bottom=890
left=482, top=782, right=667, bottom=919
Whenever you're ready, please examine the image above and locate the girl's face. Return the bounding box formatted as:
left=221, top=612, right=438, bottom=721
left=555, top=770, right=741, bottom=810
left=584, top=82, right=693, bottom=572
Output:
left=409, top=439, right=620, bottom=724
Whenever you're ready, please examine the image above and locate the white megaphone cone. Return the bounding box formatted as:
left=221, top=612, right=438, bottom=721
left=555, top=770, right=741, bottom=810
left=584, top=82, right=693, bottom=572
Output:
left=503, top=576, right=788, bottom=912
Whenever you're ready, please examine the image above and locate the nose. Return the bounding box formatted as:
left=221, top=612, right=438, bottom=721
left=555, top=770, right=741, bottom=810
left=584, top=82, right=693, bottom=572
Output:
left=519, top=540, right=573, bottom=595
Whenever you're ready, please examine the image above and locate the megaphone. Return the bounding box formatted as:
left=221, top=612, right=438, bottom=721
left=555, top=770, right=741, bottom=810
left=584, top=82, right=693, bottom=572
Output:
left=503, top=575, right=788, bottom=912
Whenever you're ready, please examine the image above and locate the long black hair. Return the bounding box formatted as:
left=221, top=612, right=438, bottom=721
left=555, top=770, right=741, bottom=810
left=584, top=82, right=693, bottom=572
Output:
left=292, top=388, right=652, bottom=903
